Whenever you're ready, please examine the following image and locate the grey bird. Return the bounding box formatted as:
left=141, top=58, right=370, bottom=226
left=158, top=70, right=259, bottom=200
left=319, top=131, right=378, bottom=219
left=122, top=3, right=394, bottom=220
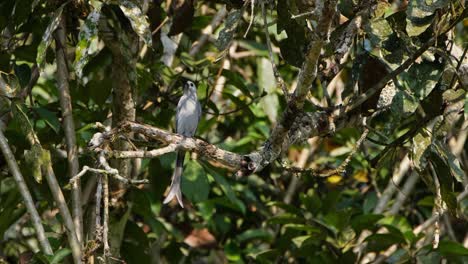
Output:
left=163, top=80, right=201, bottom=207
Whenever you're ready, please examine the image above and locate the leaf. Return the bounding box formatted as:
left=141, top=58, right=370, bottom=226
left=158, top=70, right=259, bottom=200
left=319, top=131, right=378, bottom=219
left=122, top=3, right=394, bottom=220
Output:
left=49, top=248, right=72, bottom=264
left=411, top=129, right=432, bottom=171
left=283, top=224, right=321, bottom=233
left=74, top=7, right=102, bottom=80
left=118, top=0, right=152, bottom=46
left=14, top=63, right=31, bottom=88
left=438, top=240, right=468, bottom=256
left=433, top=141, right=465, bottom=183
left=292, top=235, right=317, bottom=248
left=181, top=160, right=210, bottom=203
left=406, top=0, right=449, bottom=37
left=36, top=2, right=67, bottom=67
left=34, top=107, right=61, bottom=134
left=216, top=9, right=242, bottom=51
left=429, top=147, right=458, bottom=215
left=236, top=229, right=273, bottom=243
left=365, top=233, right=405, bottom=252
left=221, top=69, right=252, bottom=98
left=350, top=214, right=383, bottom=233
left=202, top=164, right=245, bottom=214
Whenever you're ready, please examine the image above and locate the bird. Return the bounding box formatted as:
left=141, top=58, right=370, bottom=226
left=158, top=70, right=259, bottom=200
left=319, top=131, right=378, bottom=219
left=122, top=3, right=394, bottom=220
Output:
left=163, top=80, right=201, bottom=207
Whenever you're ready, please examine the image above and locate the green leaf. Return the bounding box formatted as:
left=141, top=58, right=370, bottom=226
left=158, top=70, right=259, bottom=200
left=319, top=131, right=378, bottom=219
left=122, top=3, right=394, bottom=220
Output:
left=216, top=9, right=242, bottom=51
left=266, top=201, right=303, bottom=216
left=181, top=160, right=209, bottom=203
left=365, top=233, right=405, bottom=252
left=351, top=214, right=383, bottom=233
left=202, top=164, right=245, bottom=214
left=433, top=141, right=465, bottom=183
left=292, top=235, right=317, bottom=248
left=236, top=229, right=273, bottom=243
left=267, top=214, right=304, bottom=225
left=14, top=63, right=31, bottom=88
left=411, top=129, right=432, bottom=171
left=117, top=0, right=152, bottom=46
left=36, top=2, right=68, bottom=67
left=406, top=0, right=448, bottom=37
left=429, top=147, right=458, bottom=215
left=34, top=107, right=61, bottom=134
left=222, top=69, right=252, bottom=98
left=438, top=240, right=468, bottom=256
left=50, top=248, right=72, bottom=264
left=74, top=7, right=102, bottom=80
left=283, top=224, right=321, bottom=233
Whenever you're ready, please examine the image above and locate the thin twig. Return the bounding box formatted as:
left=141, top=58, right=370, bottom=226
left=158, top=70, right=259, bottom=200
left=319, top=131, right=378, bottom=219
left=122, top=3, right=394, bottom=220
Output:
left=190, top=6, right=227, bottom=56
left=373, top=155, right=411, bottom=214
left=70, top=164, right=149, bottom=185
left=244, top=0, right=255, bottom=38
left=261, top=1, right=289, bottom=98
left=0, top=128, right=53, bottom=255
left=291, top=10, right=318, bottom=20
left=319, top=128, right=369, bottom=177
left=103, top=173, right=110, bottom=258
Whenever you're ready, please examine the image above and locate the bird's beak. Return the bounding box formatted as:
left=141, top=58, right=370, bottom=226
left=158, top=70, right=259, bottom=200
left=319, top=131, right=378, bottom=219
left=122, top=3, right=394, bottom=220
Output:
left=183, top=82, right=189, bottom=91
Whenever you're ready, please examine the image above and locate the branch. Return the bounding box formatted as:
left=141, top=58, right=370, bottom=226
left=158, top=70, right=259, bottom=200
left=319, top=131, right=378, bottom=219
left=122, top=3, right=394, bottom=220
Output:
left=319, top=128, right=369, bottom=177
left=0, top=128, right=53, bottom=255
left=70, top=164, right=149, bottom=185
left=54, top=14, right=83, bottom=244
left=189, top=6, right=227, bottom=56
left=261, top=2, right=288, bottom=98
left=42, top=151, right=82, bottom=263
left=253, top=0, right=338, bottom=173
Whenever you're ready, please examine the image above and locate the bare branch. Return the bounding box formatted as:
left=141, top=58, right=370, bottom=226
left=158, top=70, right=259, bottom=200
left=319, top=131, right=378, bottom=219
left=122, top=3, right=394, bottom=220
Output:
left=0, top=128, right=53, bottom=255
left=70, top=165, right=149, bottom=185
left=42, top=151, right=82, bottom=263
left=103, top=174, right=110, bottom=258
left=319, top=128, right=369, bottom=177
left=54, top=15, right=83, bottom=243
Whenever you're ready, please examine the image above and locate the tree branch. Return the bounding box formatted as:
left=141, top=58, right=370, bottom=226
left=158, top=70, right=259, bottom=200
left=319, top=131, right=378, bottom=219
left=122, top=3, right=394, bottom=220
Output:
left=54, top=14, right=83, bottom=244
left=0, top=128, right=53, bottom=255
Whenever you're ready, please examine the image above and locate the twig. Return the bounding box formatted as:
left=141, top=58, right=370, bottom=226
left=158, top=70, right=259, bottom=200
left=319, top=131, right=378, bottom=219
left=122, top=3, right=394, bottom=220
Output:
left=103, top=173, right=110, bottom=258
left=261, top=1, right=288, bottom=98
left=189, top=6, right=227, bottom=56
left=70, top=164, right=149, bottom=185
left=430, top=164, right=442, bottom=249
left=388, top=171, right=419, bottom=215
left=244, top=0, right=255, bottom=38
left=319, top=128, right=369, bottom=177
left=291, top=10, right=318, bottom=20
left=43, top=151, right=82, bottom=263
left=98, top=152, right=149, bottom=185
left=0, top=128, right=53, bottom=255
left=54, top=15, right=83, bottom=244
left=106, top=144, right=176, bottom=159
left=95, top=175, right=103, bottom=240
left=373, top=155, right=411, bottom=214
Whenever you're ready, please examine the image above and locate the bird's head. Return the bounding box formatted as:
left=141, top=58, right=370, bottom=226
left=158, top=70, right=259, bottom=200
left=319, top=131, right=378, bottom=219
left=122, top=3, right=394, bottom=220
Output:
left=183, top=80, right=197, bottom=95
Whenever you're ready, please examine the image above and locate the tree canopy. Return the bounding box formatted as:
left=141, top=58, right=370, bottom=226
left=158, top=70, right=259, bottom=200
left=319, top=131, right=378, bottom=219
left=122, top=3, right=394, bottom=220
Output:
left=0, top=0, right=467, bottom=263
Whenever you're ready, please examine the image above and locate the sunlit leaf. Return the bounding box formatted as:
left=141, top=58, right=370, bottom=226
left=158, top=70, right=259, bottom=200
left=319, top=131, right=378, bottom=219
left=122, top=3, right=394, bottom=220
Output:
left=117, top=0, right=152, bottom=46
left=36, top=2, right=68, bottom=67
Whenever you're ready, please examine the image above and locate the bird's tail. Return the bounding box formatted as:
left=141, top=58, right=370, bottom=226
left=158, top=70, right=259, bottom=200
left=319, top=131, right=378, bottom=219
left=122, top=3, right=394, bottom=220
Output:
left=163, top=151, right=186, bottom=207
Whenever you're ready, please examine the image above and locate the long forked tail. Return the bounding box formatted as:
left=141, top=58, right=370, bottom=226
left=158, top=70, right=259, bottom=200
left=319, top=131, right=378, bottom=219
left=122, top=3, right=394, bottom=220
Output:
left=163, top=151, right=186, bottom=207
